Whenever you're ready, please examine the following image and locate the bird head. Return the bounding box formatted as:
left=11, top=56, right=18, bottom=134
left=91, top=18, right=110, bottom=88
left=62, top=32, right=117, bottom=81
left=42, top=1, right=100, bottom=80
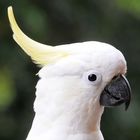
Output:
left=37, top=41, right=130, bottom=107
left=8, top=6, right=131, bottom=139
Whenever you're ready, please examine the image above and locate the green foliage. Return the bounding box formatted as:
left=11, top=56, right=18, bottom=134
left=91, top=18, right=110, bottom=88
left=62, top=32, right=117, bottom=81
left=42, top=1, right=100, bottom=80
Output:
left=117, top=0, right=140, bottom=17
left=0, top=0, right=140, bottom=140
left=0, top=68, right=16, bottom=110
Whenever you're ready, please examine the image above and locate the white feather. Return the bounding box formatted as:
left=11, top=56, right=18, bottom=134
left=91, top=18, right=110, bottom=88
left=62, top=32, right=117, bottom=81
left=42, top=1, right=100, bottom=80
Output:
left=25, top=41, right=126, bottom=140
left=8, top=6, right=127, bottom=140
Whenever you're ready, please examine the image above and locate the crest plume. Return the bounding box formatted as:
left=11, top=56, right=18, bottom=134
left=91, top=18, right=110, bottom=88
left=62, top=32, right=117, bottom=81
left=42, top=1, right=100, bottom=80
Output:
left=8, top=6, right=69, bottom=66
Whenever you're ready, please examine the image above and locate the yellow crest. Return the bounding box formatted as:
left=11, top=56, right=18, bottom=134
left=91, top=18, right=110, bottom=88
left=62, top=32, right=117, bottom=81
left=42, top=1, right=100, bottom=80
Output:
left=8, top=6, right=69, bottom=66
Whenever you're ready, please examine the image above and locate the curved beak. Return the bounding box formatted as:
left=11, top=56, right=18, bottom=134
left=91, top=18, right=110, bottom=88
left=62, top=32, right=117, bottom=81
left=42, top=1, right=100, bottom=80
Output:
left=100, top=75, right=131, bottom=110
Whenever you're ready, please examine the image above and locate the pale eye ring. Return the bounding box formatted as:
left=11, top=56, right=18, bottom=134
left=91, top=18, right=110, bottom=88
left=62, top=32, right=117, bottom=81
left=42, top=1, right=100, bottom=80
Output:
left=84, top=70, right=102, bottom=85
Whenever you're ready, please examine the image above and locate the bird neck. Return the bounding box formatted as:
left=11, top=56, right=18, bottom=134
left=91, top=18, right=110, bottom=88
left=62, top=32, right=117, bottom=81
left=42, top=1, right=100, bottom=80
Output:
left=26, top=95, right=104, bottom=140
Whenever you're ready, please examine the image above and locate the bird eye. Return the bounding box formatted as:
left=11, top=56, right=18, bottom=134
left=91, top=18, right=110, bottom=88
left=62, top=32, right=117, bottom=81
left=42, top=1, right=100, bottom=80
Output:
left=88, top=74, right=97, bottom=81
left=83, top=70, right=102, bottom=85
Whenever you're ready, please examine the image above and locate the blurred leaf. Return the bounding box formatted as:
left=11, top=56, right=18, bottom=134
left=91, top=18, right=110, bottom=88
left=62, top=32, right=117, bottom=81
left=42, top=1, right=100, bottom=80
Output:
left=0, top=68, right=16, bottom=110
left=117, top=0, right=140, bottom=17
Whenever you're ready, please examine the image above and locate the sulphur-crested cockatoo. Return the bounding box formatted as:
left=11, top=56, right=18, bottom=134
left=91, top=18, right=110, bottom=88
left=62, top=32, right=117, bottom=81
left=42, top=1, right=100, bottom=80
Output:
left=8, top=6, right=131, bottom=140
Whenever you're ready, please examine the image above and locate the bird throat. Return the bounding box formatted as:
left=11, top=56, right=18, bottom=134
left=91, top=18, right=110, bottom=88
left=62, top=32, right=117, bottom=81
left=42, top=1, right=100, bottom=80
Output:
left=26, top=96, right=104, bottom=140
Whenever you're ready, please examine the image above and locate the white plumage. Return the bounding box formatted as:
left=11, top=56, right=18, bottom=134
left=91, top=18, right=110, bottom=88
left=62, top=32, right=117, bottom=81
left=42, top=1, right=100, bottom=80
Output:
left=29, top=42, right=125, bottom=140
left=8, top=6, right=131, bottom=140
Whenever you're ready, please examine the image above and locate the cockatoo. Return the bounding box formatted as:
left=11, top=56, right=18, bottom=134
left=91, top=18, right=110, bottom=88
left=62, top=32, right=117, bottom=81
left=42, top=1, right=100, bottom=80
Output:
left=8, top=6, right=131, bottom=140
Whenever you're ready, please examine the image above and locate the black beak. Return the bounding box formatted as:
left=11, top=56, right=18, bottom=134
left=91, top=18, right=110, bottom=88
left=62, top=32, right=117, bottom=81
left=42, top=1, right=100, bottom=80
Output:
left=100, top=75, right=131, bottom=110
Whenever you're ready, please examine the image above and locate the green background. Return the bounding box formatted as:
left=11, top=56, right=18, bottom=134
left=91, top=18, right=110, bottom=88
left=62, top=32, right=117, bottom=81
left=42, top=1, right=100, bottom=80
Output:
left=0, top=0, right=140, bottom=140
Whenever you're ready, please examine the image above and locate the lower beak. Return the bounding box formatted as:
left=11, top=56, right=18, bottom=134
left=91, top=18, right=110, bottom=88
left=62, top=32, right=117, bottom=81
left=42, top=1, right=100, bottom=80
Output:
left=100, top=75, right=131, bottom=110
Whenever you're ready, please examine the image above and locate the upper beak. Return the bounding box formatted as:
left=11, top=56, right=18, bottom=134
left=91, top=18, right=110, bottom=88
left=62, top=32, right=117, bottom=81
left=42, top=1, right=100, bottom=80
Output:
left=100, top=75, right=131, bottom=110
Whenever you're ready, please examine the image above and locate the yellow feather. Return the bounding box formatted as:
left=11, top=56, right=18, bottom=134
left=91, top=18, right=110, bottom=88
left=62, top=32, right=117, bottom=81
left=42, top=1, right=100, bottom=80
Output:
left=8, top=6, right=69, bottom=66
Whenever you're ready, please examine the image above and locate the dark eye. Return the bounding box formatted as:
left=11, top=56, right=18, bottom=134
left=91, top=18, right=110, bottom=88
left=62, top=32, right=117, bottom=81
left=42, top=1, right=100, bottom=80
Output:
left=83, top=71, right=102, bottom=85
left=88, top=74, right=97, bottom=81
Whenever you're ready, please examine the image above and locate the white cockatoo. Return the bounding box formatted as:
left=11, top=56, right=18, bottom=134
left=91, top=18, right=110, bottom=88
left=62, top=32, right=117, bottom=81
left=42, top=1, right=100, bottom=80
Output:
left=8, top=6, right=131, bottom=140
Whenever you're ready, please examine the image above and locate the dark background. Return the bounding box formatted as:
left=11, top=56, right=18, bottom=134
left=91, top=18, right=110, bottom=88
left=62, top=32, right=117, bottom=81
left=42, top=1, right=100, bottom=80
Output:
left=0, top=0, right=140, bottom=140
